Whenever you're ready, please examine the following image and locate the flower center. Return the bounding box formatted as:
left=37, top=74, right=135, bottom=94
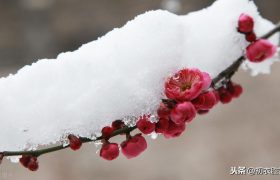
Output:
left=181, top=83, right=192, bottom=91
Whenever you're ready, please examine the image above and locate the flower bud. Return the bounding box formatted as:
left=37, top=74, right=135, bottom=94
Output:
left=136, top=116, right=155, bottom=135
left=246, top=39, right=277, bottom=63
left=238, top=13, right=254, bottom=33
left=100, top=143, right=119, bottom=161
left=68, top=134, right=82, bottom=151
left=102, top=126, right=114, bottom=139
left=170, top=102, right=196, bottom=124
left=121, top=134, right=147, bottom=159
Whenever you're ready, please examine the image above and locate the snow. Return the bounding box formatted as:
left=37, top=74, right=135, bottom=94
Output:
left=0, top=0, right=279, bottom=153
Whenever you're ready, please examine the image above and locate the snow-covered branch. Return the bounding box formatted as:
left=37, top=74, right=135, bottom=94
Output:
left=1, top=20, right=280, bottom=162
left=0, top=0, right=279, bottom=172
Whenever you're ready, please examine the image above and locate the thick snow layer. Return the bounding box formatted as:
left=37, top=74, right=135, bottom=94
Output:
left=0, top=0, right=279, bottom=152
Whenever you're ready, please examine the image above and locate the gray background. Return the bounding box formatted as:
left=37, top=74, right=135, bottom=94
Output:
left=0, top=0, right=280, bottom=180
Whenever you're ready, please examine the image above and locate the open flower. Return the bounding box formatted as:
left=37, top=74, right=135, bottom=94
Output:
left=165, top=68, right=211, bottom=101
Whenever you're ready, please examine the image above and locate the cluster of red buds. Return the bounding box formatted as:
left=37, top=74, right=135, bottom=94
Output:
left=99, top=119, right=149, bottom=160
left=157, top=68, right=213, bottom=138
left=216, top=81, right=242, bottom=104
left=11, top=13, right=278, bottom=172
left=156, top=68, right=243, bottom=138
left=97, top=68, right=215, bottom=160
left=100, top=118, right=153, bottom=160
left=98, top=68, right=243, bottom=160
left=238, top=13, right=277, bottom=63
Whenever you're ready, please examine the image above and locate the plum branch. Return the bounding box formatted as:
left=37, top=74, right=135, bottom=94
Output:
left=212, top=21, right=280, bottom=86
left=0, top=21, right=280, bottom=160
left=1, top=126, right=136, bottom=157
